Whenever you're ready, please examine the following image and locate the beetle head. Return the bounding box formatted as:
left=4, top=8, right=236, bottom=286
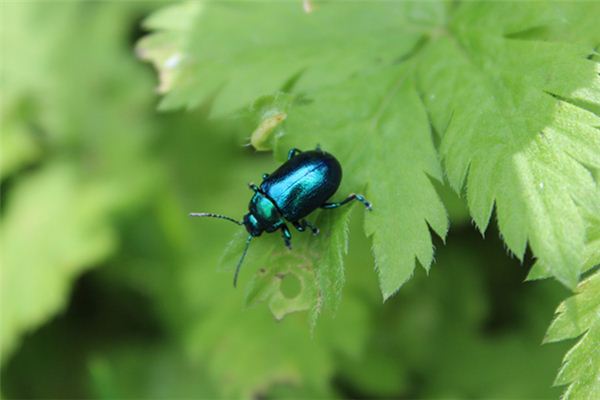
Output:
left=243, top=213, right=263, bottom=237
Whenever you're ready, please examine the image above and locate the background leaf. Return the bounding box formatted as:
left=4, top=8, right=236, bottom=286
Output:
left=0, top=164, right=116, bottom=357
left=0, top=0, right=157, bottom=361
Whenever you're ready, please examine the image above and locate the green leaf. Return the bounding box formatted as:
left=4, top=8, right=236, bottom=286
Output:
left=528, top=214, right=600, bottom=281
left=544, top=269, right=600, bottom=399
left=418, top=5, right=600, bottom=288
left=140, top=1, right=600, bottom=295
left=276, top=66, right=448, bottom=300
left=224, top=65, right=448, bottom=306
left=231, top=228, right=318, bottom=320
left=137, top=1, right=424, bottom=115
left=221, top=205, right=354, bottom=320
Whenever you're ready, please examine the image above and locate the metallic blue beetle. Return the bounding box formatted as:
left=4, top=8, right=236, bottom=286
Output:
left=190, top=147, right=372, bottom=286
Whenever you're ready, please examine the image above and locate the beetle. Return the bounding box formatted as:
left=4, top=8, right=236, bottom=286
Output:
left=190, top=146, right=372, bottom=287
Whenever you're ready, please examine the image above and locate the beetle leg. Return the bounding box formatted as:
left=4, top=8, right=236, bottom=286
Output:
left=293, top=220, right=319, bottom=235
left=321, top=193, right=372, bottom=211
left=292, top=221, right=305, bottom=232
left=287, top=148, right=302, bottom=160
left=304, top=220, right=320, bottom=235
left=281, top=225, right=292, bottom=249
left=248, top=183, right=260, bottom=192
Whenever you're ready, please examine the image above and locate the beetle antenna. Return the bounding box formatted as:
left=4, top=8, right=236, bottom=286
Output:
left=233, top=235, right=253, bottom=288
left=189, top=212, right=243, bottom=226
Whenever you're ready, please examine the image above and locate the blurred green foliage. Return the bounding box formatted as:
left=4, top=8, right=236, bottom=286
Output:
left=0, top=1, right=598, bottom=399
